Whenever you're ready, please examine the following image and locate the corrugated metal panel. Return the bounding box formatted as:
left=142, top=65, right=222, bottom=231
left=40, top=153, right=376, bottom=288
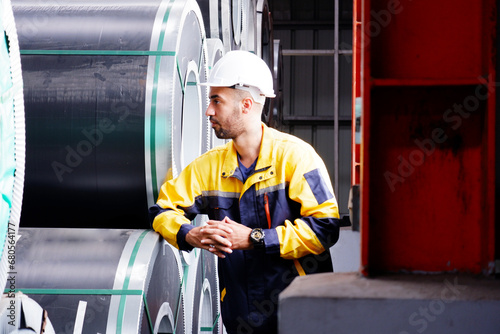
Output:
left=339, top=31, right=353, bottom=120
left=271, top=0, right=352, bottom=215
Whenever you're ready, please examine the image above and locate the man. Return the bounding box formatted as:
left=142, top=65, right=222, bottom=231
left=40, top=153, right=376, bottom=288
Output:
left=150, top=50, right=341, bottom=333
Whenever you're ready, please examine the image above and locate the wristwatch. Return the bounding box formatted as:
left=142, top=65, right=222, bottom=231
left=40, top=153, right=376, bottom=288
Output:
left=250, top=228, right=265, bottom=249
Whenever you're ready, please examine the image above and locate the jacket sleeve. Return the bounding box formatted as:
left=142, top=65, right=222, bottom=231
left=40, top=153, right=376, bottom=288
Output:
left=150, top=162, right=203, bottom=251
left=270, top=145, right=341, bottom=259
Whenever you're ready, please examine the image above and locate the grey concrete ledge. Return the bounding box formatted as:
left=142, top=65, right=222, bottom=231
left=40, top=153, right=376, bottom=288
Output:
left=279, top=273, right=500, bottom=334
left=280, top=272, right=500, bottom=301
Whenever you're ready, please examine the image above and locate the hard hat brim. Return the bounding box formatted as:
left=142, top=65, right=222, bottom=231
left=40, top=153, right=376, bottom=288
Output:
left=199, top=81, right=275, bottom=98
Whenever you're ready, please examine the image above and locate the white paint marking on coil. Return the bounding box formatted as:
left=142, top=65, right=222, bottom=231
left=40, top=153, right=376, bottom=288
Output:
left=73, top=300, right=87, bottom=334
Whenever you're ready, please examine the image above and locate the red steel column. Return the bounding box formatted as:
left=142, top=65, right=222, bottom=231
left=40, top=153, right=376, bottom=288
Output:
left=358, top=0, right=496, bottom=275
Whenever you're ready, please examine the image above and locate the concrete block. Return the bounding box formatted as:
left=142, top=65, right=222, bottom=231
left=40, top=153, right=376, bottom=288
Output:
left=279, top=273, right=500, bottom=334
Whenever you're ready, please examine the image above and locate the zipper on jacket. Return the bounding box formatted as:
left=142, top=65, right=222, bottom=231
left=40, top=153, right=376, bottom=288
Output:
left=264, top=193, right=306, bottom=276
left=264, top=192, right=306, bottom=276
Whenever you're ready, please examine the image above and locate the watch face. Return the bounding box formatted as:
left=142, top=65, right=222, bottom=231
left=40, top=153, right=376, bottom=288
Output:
left=252, top=230, right=263, bottom=240
left=251, top=228, right=265, bottom=249
left=251, top=228, right=264, bottom=242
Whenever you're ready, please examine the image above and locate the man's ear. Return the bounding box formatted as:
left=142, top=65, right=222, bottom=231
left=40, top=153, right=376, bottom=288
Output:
left=241, top=96, right=253, bottom=113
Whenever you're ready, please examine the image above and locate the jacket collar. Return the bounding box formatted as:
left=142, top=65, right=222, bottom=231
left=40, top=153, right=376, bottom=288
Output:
left=221, top=122, right=274, bottom=178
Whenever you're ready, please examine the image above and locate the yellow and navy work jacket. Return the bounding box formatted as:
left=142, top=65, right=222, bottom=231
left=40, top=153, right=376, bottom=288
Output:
left=150, top=123, right=340, bottom=334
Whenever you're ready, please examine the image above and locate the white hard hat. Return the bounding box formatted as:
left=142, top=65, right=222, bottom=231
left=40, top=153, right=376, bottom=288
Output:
left=200, top=50, right=275, bottom=104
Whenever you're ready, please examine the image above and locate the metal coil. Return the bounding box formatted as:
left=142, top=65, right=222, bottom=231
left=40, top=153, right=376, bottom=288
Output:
left=181, top=216, right=221, bottom=334
left=5, top=1, right=277, bottom=333
left=256, top=0, right=274, bottom=126
left=0, top=0, right=26, bottom=303
left=187, top=249, right=220, bottom=334
left=205, top=38, right=226, bottom=149
left=271, top=39, right=283, bottom=129
left=6, top=228, right=186, bottom=334
left=0, top=292, right=56, bottom=333
left=240, top=0, right=256, bottom=52
left=13, top=0, right=208, bottom=229
left=219, top=0, right=233, bottom=53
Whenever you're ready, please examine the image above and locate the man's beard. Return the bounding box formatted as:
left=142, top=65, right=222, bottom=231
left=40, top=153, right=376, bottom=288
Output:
left=211, top=118, right=232, bottom=139
left=210, top=108, right=241, bottom=139
left=214, top=127, right=231, bottom=139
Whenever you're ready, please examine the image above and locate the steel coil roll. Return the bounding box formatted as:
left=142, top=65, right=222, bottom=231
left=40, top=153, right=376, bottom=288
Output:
left=196, top=0, right=233, bottom=53
left=272, top=39, right=283, bottom=129
left=255, top=0, right=274, bottom=126
left=0, top=292, right=56, bottom=333
left=230, top=0, right=257, bottom=52
left=196, top=0, right=220, bottom=42
left=13, top=0, right=208, bottom=229
left=205, top=38, right=226, bottom=149
left=9, top=228, right=185, bottom=334
left=206, top=39, right=225, bottom=75
left=0, top=0, right=25, bottom=298
left=186, top=249, right=220, bottom=334
left=180, top=216, right=221, bottom=334
left=256, top=0, right=272, bottom=65
left=219, top=0, right=233, bottom=52
left=241, top=0, right=257, bottom=52
left=205, top=0, right=256, bottom=52
left=231, top=0, right=243, bottom=49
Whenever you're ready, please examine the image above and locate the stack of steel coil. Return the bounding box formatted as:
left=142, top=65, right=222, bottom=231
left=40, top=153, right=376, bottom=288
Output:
left=0, top=0, right=281, bottom=333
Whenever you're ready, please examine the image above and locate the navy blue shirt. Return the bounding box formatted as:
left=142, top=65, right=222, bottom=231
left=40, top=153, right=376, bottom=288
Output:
left=238, top=154, right=257, bottom=183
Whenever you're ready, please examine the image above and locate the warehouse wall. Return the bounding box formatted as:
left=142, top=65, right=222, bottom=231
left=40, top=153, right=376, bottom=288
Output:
left=270, top=0, right=353, bottom=216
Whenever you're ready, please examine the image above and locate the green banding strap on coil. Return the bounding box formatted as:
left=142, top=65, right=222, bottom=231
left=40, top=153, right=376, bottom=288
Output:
left=20, top=50, right=176, bottom=56
left=200, top=313, right=221, bottom=332
left=4, top=288, right=143, bottom=295
left=143, top=293, right=155, bottom=334
left=186, top=81, right=198, bottom=86
left=150, top=0, right=176, bottom=201
left=7, top=287, right=155, bottom=333
left=0, top=87, right=12, bottom=104
left=116, top=230, right=149, bottom=334
left=182, top=262, right=189, bottom=287
left=176, top=56, right=185, bottom=94
left=173, top=263, right=189, bottom=333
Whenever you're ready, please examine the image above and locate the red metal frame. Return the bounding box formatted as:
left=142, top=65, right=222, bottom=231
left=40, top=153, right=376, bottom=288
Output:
left=355, top=0, right=496, bottom=276
left=351, top=0, right=362, bottom=186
